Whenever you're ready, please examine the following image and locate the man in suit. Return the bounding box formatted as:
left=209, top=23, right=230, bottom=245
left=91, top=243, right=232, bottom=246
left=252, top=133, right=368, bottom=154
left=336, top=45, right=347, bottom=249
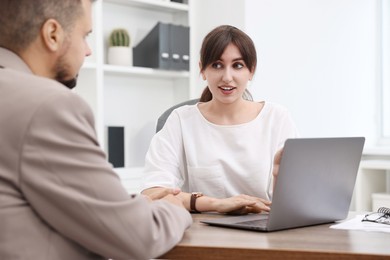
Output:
left=0, top=0, right=191, bottom=259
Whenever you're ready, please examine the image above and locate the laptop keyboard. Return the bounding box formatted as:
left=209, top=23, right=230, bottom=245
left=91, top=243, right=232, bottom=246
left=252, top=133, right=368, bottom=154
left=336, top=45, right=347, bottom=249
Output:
left=237, top=218, right=268, bottom=227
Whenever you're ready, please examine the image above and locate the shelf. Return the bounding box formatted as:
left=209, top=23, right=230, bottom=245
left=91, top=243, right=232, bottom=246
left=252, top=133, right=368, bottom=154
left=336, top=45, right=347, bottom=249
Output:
left=363, top=146, right=390, bottom=156
left=77, top=0, right=192, bottom=168
left=104, top=0, right=188, bottom=13
left=114, top=167, right=144, bottom=194
left=360, top=160, right=390, bottom=170
left=103, top=64, right=190, bottom=79
left=114, top=167, right=144, bottom=178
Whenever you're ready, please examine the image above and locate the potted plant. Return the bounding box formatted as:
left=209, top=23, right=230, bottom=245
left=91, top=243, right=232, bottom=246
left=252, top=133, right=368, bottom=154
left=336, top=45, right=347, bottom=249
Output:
left=107, top=28, right=132, bottom=66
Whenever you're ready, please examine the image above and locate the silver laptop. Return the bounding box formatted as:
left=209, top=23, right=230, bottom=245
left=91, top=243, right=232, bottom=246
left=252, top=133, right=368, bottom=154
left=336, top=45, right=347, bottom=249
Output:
left=201, top=137, right=365, bottom=232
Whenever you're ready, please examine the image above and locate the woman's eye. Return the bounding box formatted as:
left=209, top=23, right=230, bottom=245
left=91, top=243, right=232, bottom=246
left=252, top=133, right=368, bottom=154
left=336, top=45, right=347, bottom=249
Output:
left=211, top=62, right=223, bottom=69
left=233, top=62, right=244, bottom=69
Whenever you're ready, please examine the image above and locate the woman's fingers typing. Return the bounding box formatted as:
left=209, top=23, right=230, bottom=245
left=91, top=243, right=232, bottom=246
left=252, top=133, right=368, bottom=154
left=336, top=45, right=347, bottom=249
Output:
left=215, top=194, right=271, bottom=214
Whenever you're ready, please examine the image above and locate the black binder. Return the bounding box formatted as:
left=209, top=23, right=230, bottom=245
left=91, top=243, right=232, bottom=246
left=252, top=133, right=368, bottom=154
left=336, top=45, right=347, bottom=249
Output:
left=133, top=22, right=170, bottom=70
left=170, top=24, right=190, bottom=71
left=107, top=126, right=124, bottom=168
left=133, top=22, right=189, bottom=71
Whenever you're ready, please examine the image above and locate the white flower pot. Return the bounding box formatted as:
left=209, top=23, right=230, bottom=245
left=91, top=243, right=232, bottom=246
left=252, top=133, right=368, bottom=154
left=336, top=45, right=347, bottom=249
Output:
left=107, top=46, right=132, bottom=66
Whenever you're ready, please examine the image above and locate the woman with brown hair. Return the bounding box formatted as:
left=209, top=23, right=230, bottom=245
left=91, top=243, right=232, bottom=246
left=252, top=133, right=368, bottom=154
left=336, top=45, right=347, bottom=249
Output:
left=142, top=25, right=299, bottom=214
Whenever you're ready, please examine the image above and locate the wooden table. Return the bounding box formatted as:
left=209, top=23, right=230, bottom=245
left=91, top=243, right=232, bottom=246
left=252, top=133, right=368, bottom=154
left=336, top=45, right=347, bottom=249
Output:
left=159, top=213, right=390, bottom=259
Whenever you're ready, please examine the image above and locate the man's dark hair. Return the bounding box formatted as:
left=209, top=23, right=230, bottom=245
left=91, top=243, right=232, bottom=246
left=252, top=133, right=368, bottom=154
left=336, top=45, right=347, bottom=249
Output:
left=0, top=0, right=92, bottom=53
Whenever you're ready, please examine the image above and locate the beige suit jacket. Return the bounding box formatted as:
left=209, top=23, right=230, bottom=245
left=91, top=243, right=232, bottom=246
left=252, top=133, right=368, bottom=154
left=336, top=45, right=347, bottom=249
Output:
left=0, top=48, right=192, bottom=260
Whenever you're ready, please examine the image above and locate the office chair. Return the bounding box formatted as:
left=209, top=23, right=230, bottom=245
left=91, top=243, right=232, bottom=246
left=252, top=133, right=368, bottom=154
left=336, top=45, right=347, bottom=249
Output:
left=156, top=98, right=199, bottom=132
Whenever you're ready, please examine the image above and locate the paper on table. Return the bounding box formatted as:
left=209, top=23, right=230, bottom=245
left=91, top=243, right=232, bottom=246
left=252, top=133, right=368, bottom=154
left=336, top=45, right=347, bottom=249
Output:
left=330, top=215, right=390, bottom=233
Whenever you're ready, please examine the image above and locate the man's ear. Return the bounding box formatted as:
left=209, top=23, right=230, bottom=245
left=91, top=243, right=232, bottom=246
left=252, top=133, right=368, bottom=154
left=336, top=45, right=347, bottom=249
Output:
left=40, top=18, right=64, bottom=52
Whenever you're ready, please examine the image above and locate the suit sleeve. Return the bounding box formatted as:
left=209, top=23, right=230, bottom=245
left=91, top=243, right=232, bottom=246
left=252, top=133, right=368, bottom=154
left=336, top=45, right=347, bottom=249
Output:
left=20, top=91, right=192, bottom=260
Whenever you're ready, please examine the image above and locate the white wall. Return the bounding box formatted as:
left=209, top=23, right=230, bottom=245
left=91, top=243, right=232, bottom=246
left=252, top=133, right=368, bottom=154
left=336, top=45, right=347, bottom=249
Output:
left=245, top=0, right=379, bottom=145
left=189, top=0, right=246, bottom=98
left=190, top=0, right=380, bottom=145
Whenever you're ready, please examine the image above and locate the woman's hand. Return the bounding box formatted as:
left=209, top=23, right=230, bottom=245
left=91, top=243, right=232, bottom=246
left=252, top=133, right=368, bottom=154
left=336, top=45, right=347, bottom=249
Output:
left=213, top=194, right=271, bottom=215
left=141, top=187, right=186, bottom=209
left=272, top=148, right=284, bottom=190
left=142, top=188, right=271, bottom=215
left=142, top=187, right=181, bottom=201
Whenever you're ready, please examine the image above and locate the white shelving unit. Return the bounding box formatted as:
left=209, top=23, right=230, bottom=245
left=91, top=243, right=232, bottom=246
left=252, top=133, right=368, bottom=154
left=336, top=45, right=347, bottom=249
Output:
left=355, top=159, right=390, bottom=211
left=103, top=64, right=190, bottom=78
left=76, top=0, right=191, bottom=193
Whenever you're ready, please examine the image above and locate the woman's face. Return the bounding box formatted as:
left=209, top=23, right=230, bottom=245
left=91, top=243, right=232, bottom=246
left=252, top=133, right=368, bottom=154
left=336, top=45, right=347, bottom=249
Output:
left=201, top=43, right=254, bottom=104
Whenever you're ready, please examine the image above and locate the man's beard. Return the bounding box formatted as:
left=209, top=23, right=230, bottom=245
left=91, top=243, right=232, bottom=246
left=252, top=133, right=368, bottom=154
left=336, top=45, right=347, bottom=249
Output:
left=58, top=76, right=78, bottom=89
left=54, top=55, right=78, bottom=90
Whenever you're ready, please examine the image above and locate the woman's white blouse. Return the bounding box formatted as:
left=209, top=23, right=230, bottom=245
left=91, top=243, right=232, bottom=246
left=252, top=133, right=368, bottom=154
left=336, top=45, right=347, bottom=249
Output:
left=141, top=102, right=299, bottom=200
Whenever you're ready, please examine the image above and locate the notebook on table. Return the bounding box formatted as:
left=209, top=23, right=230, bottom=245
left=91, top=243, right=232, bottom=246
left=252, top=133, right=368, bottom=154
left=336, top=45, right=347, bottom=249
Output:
left=201, top=137, right=365, bottom=232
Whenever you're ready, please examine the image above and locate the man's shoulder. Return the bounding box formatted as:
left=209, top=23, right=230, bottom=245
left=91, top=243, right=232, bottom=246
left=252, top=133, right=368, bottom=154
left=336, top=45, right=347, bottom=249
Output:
left=1, top=66, right=66, bottom=93
left=1, top=68, right=91, bottom=121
